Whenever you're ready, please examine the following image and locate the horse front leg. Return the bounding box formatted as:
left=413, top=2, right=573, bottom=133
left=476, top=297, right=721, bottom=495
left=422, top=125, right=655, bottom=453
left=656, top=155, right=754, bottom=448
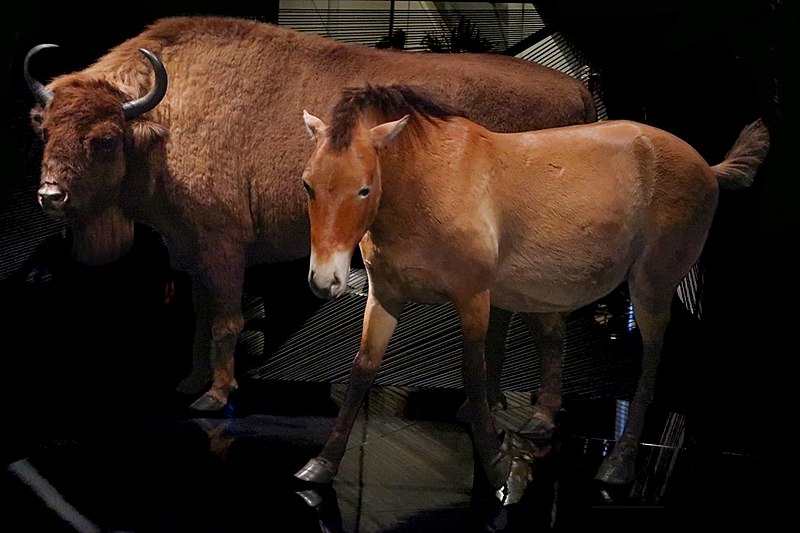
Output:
left=518, top=312, right=568, bottom=439
left=456, top=290, right=511, bottom=491
left=295, top=291, right=401, bottom=484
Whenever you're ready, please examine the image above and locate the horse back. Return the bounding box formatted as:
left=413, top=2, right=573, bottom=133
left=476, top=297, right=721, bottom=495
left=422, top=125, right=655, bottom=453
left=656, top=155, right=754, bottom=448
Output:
left=482, top=121, right=716, bottom=257
left=487, top=119, right=718, bottom=214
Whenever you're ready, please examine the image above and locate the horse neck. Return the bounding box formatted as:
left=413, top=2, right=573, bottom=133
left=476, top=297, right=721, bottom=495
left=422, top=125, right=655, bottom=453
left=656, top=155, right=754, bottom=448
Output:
left=370, top=139, right=439, bottom=237
left=69, top=207, right=135, bottom=265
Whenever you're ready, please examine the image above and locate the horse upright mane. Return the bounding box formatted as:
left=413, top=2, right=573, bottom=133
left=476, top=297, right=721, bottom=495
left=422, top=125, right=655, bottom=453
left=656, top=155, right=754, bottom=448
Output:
left=328, top=84, right=467, bottom=151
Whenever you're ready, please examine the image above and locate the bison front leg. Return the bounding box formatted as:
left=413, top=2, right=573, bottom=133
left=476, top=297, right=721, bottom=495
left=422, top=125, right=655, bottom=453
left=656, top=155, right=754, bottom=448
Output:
left=188, top=311, right=244, bottom=411
left=176, top=282, right=214, bottom=396
left=185, top=250, right=246, bottom=412
left=295, top=290, right=401, bottom=484
left=456, top=291, right=511, bottom=491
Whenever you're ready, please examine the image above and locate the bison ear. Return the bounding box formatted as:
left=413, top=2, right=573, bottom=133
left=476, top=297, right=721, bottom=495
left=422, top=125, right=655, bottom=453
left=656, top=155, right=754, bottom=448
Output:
left=128, top=119, right=169, bottom=152
left=30, top=106, right=45, bottom=139
left=303, top=110, right=327, bottom=140
left=370, top=114, right=409, bottom=149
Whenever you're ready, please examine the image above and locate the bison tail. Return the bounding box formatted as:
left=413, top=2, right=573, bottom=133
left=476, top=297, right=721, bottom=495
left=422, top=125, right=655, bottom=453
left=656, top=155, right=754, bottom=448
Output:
left=711, top=118, right=770, bottom=190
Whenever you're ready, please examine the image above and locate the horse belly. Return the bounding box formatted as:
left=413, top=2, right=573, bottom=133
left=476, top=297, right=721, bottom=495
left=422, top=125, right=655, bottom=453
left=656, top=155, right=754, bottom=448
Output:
left=490, top=255, right=632, bottom=313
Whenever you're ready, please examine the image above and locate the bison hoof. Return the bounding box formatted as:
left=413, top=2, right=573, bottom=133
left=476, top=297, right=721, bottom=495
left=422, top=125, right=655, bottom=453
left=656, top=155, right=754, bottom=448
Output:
left=295, top=457, right=338, bottom=484
left=189, top=393, right=227, bottom=412
left=518, top=408, right=556, bottom=440
left=594, top=438, right=638, bottom=485
left=176, top=372, right=211, bottom=395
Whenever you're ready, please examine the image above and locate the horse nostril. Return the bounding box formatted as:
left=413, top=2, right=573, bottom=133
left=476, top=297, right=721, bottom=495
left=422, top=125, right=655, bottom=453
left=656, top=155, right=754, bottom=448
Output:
left=332, top=272, right=341, bottom=288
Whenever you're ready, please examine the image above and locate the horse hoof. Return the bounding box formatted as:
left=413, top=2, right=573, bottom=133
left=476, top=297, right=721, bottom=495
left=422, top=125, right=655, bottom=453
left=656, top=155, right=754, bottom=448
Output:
left=594, top=461, right=636, bottom=485
left=295, top=489, right=323, bottom=507
left=484, top=450, right=514, bottom=492
left=518, top=409, right=556, bottom=440
left=190, top=393, right=227, bottom=412
left=594, top=440, right=638, bottom=485
left=295, top=457, right=338, bottom=484
left=494, top=454, right=533, bottom=506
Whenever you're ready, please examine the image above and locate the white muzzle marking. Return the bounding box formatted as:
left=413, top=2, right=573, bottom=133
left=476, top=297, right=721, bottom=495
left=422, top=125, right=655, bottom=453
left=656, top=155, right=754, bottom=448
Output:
left=309, top=249, right=352, bottom=299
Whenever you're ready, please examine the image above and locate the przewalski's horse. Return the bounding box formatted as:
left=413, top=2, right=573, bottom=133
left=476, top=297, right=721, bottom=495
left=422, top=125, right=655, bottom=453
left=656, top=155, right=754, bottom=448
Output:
left=24, top=16, right=595, bottom=412
left=298, top=85, right=769, bottom=490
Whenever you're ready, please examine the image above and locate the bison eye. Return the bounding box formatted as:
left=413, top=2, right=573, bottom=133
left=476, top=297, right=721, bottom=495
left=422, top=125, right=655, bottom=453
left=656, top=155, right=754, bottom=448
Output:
left=90, top=136, right=119, bottom=155
left=302, top=180, right=315, bottom=200
left=358, top=187, right=371, bottom=198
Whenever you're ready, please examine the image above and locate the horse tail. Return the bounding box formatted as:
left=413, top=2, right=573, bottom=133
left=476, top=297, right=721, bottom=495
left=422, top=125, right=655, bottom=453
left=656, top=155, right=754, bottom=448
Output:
left=711, top=118, right=770, bottom=190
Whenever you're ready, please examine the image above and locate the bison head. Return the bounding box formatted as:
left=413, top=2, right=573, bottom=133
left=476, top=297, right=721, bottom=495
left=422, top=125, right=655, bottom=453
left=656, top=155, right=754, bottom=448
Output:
left=25, top=45, right=168, bottom=219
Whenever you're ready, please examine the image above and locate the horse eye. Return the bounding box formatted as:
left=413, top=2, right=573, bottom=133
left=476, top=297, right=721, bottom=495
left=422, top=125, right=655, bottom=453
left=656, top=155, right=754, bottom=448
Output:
left=303, top=180, right=315, bottom=200
left=358, top=187, right=371, bottom=198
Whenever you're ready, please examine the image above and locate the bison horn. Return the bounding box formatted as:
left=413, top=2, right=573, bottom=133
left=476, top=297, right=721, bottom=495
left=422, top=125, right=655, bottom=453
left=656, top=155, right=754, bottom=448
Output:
left=122, top=48, right=168, bottom=120
left=24, top=44, right=58, bottom=105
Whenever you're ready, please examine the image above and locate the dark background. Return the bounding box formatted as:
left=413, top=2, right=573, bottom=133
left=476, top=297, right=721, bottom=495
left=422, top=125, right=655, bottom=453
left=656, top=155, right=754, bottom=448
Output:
left=537, top=0, right=793, bottom=453
left=1, top=1, right=791, bottom=489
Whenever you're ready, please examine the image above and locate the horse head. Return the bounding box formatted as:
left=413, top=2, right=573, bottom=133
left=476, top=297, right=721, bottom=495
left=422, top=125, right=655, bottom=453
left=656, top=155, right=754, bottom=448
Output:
left=301, top=109, right=409, bottom=299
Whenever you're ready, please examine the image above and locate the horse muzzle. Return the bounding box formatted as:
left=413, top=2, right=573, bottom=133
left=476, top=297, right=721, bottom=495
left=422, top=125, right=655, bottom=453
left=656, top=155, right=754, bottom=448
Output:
left=308, top=250, right=352, bottom=300
left=308, top=268, right=347, bottom=299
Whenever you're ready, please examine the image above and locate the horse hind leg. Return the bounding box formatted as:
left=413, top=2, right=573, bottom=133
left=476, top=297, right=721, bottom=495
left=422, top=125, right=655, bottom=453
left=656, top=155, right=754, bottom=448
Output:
left=594, top=277, right=674, bottom=485
left=518, top=312, right=568, bottom=440
left=456, top=305, right=512, bottom=424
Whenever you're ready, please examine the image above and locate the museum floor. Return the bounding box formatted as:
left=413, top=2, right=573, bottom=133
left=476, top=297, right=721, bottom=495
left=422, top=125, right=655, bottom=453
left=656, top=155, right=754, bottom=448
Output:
left=2, top=373, right=767, bottom=533
left=1, top=255, right=769, bottom=532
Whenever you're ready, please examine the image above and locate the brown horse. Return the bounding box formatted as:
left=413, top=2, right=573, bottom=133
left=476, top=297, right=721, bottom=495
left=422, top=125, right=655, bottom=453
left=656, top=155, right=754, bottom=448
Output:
left=297, top=85, right=769, bottom=491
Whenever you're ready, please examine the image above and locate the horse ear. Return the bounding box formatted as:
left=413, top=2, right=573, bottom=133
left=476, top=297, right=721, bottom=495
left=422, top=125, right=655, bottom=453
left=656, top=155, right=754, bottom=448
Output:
left=371, top=114, right=410, bottom=148
left=303, top=110, right=327, bottom=140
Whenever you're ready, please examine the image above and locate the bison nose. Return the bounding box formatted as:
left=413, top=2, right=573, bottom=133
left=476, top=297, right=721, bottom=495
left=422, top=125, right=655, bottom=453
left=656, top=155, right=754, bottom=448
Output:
left=37, top=181, right=68, bottom=209
left=37, top=185, right=68, bottom=210
left=39, top=190, right=64, bottom=203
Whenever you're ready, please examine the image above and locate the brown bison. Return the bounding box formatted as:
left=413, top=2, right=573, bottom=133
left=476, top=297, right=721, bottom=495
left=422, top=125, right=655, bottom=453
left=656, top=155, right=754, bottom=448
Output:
left=24, top=15, right=595, bottom=415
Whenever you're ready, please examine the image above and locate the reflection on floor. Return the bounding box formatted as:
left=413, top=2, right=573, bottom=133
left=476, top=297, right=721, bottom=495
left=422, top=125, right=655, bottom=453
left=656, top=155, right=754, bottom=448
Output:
left=3, top=377, right=765, bottom=532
